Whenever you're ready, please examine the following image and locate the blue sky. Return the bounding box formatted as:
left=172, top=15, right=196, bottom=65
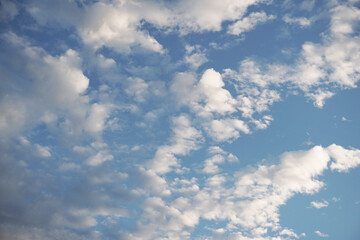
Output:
left=0, top=0, right=360, bottom=239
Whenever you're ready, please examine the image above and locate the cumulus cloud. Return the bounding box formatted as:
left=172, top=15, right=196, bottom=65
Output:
left=327, top=144, right=360, bottom=172
left=131, top=144, right=355, bottom=239
left=223, top=3, right=360, bottom=110
left=0, top=32, right=95, bottom=138
left=2, top=1, right=360, bottom=239
left=26, top=0, right=269, bottom=53
left=171, top=68, right=261, bottom=142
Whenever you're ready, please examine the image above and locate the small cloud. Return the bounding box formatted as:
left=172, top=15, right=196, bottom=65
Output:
left=184, top=44, right=208, bottom=69
left=341, top=116, right=351, bottom=122
left=228, top=11, right=276, bottom=35
left=283, top=14, right=312, bottom=27
left=310, top=200, right=329, bottom=209
left=332, top=197, right=340, bottom=202
left=279, top=228, right=299, bottom=238
left=35, top=144, right=51, bottom=158
left=315, top=230, right=329, bottom=238
left=86, top=151, right=113, bottom=166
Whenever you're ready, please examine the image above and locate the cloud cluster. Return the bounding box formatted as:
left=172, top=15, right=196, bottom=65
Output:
left=1, top=1, right=360, bottom=239
left=128, top=144, right=360, bottom=239
left=25, top=0, right=273, bottom=53
left=224, top=3, right=360, bottom=109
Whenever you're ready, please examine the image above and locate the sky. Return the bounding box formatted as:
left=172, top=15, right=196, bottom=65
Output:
left=0, top=0, right=360, bottom=239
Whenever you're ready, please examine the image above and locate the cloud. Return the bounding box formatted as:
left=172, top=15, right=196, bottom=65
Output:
left=146, top=115, right=203, bottom=174
left=203, top=147, right=239, bottom=174
left=184, top=45, right=208, bottom=69
left=35, top=144, right=51, bottom=158
left=130, top=144, right=347, bottom=239
left=204, top=118, right=250, bottom=142
left=85, top=103, right=111, bottom=134
left=228, top=11, right=276, bottom=35
left=86, top=150, right=114, bottom=166
left=125, top=77, right=149, bottom=102
left=169, top=0, right=271, bottom=34
left=327, top=144, right=360, bottom=172
left=305, top=90, right=335, bottom=108
left=283, top=14, right=312, bottom=27
left=25, top=0, right=270, bottom=53
left=315, top=230, right=329, bottom=238
left=279, top=228, right=299, bottom=238
left=0, top=32, right=94, bottom=138
left=223, top=3, right=360, bottom=110
left=310, top=200, right=329, bottom=209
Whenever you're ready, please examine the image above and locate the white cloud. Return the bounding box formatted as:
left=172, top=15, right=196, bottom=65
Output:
left=203, top=147, right=239, bottom=174
left=205, top=118, right=250, bottom=142
left=138, top=168, right=171, bottom=196
left=131, top=145, right=339, bottom=239
left=228, top=11, right=275, bottom=35
left=279, top=228, right=299, bottom=238
left=26, top=0, right=269, bottom=53
left=184, top=45, right=208, bottom=69
left=283, top=14, right=312, bottom=27
left=125, top=77, right=149, bottom=103
left=172, top=67, right=280, bottom=141
left=86, top=150, right=113, bottom=166
left=147, top=115, right=203, bottom=174
left=310, top=200, right=329, bottom=209
left=79, top=1, right=165, bottom=53
left=0, top=33, right=102, bottom=139
left=35, top=144, right=51, bottom=158
left=315, top=230, right=329, bottom=238
left=223, top=3, right=360, bottom=110
left=306, top=90, right=335, bottom=108
left=85, top=103, right=111, bottom=134
left=196, top=69, right=237, bottom=116
left=170, top=0, right=269, bottom=34
left=327, top=144, right=360, bottom=172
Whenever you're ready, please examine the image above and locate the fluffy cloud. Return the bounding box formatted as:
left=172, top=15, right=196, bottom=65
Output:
left=171, top=68, right=260, bottom=142
left=327, top=144, right=360, bottom=172
left=205, top=118, right=250, bottom=142
left=223, top=3, right=360, bottom=110
left=203, top=146, right=238, bottom=174
left=25, top=0, right=272, bottom=53
left=0, top=33, right=92, bottom=138
left=130, top=144, right=359, bottom=239
left=184, top=45, right=208, bottom=69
